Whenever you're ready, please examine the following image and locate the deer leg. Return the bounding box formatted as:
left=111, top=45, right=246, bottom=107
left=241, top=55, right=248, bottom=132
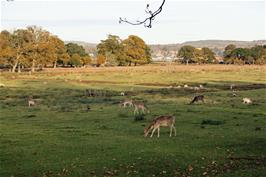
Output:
left=141, top=107, right=145, bottom=114
left=150, top=128, right=156, bottom=138
left=170, top=126, right=172, bottom=137
left=157, top=127, right=160, bottom=138
left=134, top=108, right=138, bottom=115
left=173, top=125, right=176, bottom=136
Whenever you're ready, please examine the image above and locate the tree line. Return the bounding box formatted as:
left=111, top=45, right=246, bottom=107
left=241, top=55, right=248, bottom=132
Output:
left=177, top=44, right=266, bottom=64
left=0, top=26, right=151, bottom=72
left=223, top=44, right=266, bottom=64
left=1, top=26, right=265, bottom=72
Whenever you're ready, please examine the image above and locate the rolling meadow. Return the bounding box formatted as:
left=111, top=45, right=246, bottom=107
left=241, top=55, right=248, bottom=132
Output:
left=0, top=64, right=266, bottom=177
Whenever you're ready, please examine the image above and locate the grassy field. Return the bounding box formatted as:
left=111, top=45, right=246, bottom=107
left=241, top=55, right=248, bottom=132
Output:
left=0, top=64, right=266, bottom=177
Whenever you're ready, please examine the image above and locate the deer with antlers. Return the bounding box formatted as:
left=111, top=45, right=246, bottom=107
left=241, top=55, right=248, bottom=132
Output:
left=144, top=115, right=176, bottom=138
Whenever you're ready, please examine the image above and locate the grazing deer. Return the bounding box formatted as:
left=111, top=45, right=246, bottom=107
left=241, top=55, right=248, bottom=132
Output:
left=120, top=92, right=125, bottom=96
left=193, top=86, right=200, bottom=91
left=144, top=115, right=176, bottom=138
left=134, top=102, right=149, bottom=115
left=120, top=99, right=134, bottom=108
left=243, top=98, right=252, bottom=104
left=28, top=99, right=35, bottom=107
left=230, top=84, right=235, bottom=90
left=189, top=95, right=204, bottom=104
left=232, top=90, right=237, bottom=97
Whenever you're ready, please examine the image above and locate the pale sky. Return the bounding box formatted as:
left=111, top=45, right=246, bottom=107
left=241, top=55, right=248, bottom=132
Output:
left=1, top=0, right=265, bottom=44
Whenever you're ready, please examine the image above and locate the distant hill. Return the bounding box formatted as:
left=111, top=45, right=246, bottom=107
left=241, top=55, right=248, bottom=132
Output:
left=150, top=40, right=266, bottom=55
left=64, top=41, right=97, bottom=54
left=65, top=40, right=266, bottom=57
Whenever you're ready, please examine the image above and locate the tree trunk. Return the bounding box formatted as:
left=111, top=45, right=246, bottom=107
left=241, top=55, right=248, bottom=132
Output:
left=12, top=61, right=18, bottom=73
left=53, top=61, right=57, bottom=68
left=31, top=60, right=35, bottom=72
left=18, top=63, right=21, bottom=73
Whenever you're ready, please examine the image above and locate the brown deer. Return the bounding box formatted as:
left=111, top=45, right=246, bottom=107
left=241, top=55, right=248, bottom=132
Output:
left=189, top=95, right=204, bottom=104
left=28, top=98, right=35, bottom=107
left=243, top=97, right=252, bottom=104
left=120, top=99, right=134, bottom=108
left=133, top=102, right=149, bottom=115
left=144, top=115, right=176, bottom=138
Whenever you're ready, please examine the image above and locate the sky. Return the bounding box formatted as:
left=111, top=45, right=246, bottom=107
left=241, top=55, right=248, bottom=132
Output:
left=0, top=0, right=265, bottom=44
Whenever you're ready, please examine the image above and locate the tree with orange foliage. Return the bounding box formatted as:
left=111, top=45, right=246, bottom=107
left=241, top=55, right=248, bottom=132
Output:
left=122, top=35, right=151, bottom=66
left=96, top=54, right=106, bottom=67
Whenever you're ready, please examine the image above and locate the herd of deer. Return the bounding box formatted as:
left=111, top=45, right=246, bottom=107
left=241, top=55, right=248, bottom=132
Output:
left=25, top=84, right=253, bottom=138
left=119, top=96, right=203, bottom=138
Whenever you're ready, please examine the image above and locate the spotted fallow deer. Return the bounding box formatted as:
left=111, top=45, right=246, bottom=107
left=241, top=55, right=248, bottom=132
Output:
left=243, top=98, right=252, bottom=104
left=120, top=99, right=134, bottom=108
left=28, top=99, right=35, bottom=107
left=144, top=115, right=176, bottom=138
left=133, top=102, right=149, bottom=115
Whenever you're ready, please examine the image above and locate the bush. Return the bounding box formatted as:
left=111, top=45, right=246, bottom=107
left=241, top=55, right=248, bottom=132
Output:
left=134, top=113, right=145, bottom=121
left=201, top=119, right=224, bottom=125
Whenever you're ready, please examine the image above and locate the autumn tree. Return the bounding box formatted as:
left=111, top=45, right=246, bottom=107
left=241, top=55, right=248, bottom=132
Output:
left=97, top=35, right=124, bottom=66
left=177, top=45, right=196, bottom=64
left=96, top=54, right=106, bottom=67
left=65, top=43, right=89, bottom=67
left=24, top=26, right=57, bottom=72
left=65, top=43, right=87, bottom=57
left=69, top=53, right=82, bottom=67
left=48, top=35, right=69, bottom=68
left=250, top=45, right=266, bottom=64
left=122, top=35, right=151, bottom=66
left=0, top=31, right=16, bottom=71
left=81, top=56, right=92, bottom=67
left=200, top=47, right=215, bottom=64
left=2, top=29, right=34, bottom=72
left=223, top=44, right=236, bottom=64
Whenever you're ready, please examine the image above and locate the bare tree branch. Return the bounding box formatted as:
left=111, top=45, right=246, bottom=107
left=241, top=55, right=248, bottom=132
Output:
left=119, top=0, right=166, bottom=28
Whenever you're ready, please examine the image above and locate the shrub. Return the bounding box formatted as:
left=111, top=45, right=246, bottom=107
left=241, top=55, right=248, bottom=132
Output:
left=201, top=119, right=224, bottom=125
left=134, top=113, right=145, bottom=121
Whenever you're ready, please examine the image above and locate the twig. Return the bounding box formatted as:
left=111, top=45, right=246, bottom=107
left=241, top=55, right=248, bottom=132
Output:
left=119, top=0, right=166, bottom=28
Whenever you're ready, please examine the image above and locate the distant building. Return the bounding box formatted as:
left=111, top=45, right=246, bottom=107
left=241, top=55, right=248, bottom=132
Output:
left=152, top=50, right=178, bottom=61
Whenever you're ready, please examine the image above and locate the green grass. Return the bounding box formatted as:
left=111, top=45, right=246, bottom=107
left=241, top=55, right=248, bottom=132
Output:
left=0, top=65, right=266, bottom=177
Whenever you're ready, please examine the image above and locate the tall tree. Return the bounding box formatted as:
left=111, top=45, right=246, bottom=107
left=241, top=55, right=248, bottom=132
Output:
left=65, top=43, right=87, bottom=57
left=201, top=47, right=215, bottom=64
left=177, top=45, right=196, bottom=64
left=48, top=35, right=69, bottom=68
left=250, top=45, right=266, bottom=64
left=0, top=31, right=16, bottom=71
left=223, top=44, right=236, bottom=64
left=97, top=35, right=124, bottom=66
left=122, top=35, right=151, bottom=66
left=81, top=56, right=92, bottom=67
left=69, top=53, right=82, bottom=67
left=7, top=29, right=32, bottom=72
left=26, top=26, right=53, bottom=72
left=96, top=54, right=106, bottom=67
